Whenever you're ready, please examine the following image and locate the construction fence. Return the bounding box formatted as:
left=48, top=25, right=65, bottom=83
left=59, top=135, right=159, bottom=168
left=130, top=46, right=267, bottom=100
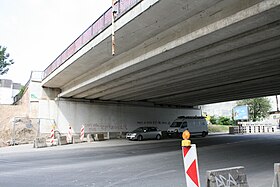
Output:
left=229, top=122, right=278, bottom=134
left=10, top=117, right=56, bottom=145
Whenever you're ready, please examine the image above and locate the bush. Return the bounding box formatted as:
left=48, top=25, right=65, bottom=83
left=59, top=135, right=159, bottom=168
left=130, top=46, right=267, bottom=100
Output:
left=210, top=116, right=218, bottom=125
left=218, top=116, right=234, bottom=126
left=210, top=116, right=235, bottom=126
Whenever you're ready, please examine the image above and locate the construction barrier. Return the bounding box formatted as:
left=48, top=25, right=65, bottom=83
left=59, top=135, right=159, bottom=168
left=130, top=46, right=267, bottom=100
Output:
left=87, top=134, right=94, bottom=142
left=206, top=166, right=249, bottom=187
left=229, top=126, right=240, bottom=134
left=33, top=137, right=47, bottom=148
left=67, top=126, right=73, bottom=143
left=59, top=136, right=67, bottom=145
left=94, top=134, right=105, bottom=141
left=181, top=130, right=200, bottom=187
left=72, top=135, right=81, bottom=144
left=50, top=128, right=54, bottom=145
left=273, top=163, right=280, bottom=187
left=229, top=123, right=277, bottom=134
left=80, top=125, right=85, bottom=142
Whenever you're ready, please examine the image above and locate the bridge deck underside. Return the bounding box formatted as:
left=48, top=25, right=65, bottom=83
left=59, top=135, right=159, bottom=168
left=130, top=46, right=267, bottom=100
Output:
left=43, top=0, right=280, bottom=106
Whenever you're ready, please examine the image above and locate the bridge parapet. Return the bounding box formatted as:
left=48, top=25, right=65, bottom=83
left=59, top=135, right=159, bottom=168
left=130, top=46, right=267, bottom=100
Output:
left=43, top=0, right=142, bottom=79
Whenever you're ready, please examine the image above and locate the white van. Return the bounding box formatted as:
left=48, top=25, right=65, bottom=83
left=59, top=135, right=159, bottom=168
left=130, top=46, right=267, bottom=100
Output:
left=167, top=116, right=208, bottom=137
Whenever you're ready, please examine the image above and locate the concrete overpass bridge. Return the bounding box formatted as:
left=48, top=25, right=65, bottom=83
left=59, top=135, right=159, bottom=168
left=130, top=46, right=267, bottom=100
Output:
left=42, top=0, right=280, bottom=107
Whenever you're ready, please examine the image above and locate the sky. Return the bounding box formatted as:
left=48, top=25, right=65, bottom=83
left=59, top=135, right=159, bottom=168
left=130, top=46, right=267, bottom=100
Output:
left=0, top=0, right=111, bottom=85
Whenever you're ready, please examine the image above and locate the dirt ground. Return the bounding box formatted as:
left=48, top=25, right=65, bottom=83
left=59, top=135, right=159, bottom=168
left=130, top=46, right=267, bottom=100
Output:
left=0, top=118, right=38, bottom=147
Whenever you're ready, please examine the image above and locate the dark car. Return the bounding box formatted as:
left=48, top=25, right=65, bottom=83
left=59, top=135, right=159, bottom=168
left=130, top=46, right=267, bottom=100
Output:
left=126, top=127, right=162, bottom=141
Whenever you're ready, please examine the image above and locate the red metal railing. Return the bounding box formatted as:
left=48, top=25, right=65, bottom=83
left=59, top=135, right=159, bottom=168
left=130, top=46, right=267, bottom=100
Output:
left=43, top=0, right=142, bottom=80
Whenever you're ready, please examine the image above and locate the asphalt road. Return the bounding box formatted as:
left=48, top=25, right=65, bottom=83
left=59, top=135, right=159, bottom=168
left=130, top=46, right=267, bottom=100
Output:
left=0, top=133, right=279, bottom=187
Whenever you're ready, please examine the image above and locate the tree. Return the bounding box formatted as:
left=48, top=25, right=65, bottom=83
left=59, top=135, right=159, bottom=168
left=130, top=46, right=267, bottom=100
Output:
left=237, top=97, right=271, bottom=122
left=0, top=46, right=14, bottom=75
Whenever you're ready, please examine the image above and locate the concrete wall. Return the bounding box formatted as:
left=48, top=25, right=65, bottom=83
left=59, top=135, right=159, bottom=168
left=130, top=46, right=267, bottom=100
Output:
left=38, top=99, right=201, bottom=134
left=1, top=73, right=201, bottom=137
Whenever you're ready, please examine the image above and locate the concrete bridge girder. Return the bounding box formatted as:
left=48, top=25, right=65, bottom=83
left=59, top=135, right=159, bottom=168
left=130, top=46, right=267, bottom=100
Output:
left=75, top=23, right=280, bottom=99
left=95, top=38, right=280, bottom=101
left=43, top=0, right=280, bottom=106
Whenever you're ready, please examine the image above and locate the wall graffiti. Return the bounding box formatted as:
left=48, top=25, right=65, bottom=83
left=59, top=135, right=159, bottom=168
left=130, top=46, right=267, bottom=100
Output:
left=136, top=120, right=171, bottom=126
left=84, top=123, right=128, bottom=132
left=215, top=173, right=237, bottom=187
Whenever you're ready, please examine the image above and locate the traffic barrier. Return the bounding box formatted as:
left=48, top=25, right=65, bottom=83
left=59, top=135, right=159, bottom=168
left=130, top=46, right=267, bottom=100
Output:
left=94, top=133, right=105, bottom=141
left=181, top=130, right=200, bottom=187
left=273, top=163, right=280, bottom=187
left=67, top=126, right=73, bottom=143
left=229, top=126, right=240, bottom=134
left=206, top=166, right=249, bottom=187
left=87, top=134, right=94, bottom=142
left=80, top=125, right=85, bottom=142
left=33, top=137, right=47, bottom=148
left=59, top=136, right=67, bottom=145
left=230, top=123, right=277, bottom=134
left=50, top=128, right=54, bottom=145
left=72, top=135, right=81, bottom=144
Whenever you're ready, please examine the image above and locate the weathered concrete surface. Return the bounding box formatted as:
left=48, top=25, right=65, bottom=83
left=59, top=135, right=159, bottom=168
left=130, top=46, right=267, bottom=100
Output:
left=72, top=135, right=81, bottom=144
left=38, top=98, right=200, bottom=134
left=207, top=166, right=249, bottom=187
left=59, top=135, right=67, bottom=145
left=33, top=137, right=47, bottom=148
left=42, top=0, right=280, bottom=106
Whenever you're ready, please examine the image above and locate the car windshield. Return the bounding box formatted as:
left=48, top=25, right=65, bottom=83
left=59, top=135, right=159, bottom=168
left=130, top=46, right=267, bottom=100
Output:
left=170, top=122, right=181, bottom=127
left=132, top=127, right=144, bottom=133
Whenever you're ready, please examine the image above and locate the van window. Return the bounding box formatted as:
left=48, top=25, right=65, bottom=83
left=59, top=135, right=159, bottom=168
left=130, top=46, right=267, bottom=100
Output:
left=181, top=122, right=188, bottom=128
left=170, top=122, right=181, bottom=127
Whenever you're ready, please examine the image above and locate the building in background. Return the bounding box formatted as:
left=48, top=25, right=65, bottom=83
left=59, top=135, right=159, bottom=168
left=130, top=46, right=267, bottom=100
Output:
left=200, top=101, right=237, bottom=117
left=0, top=79, right=22, bottom=104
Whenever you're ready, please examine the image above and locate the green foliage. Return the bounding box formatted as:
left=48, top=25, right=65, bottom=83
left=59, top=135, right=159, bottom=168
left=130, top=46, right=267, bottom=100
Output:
left=210, top=115, right=218, bottom=125
left=19, top=86, right=26, bottom=97
left=210, top=116, right=234, bottom=126
left=237, top=97, right=271, bottom=121
left=0, top=46, right=14, bottom=75
left=218, top=116, right=234, bottom=126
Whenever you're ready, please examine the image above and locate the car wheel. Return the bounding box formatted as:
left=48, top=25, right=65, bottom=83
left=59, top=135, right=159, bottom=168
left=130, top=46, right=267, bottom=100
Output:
left=202, top=131, right=208, bottom=137
left=156, top=134, right=161, bottom=140
left=137, top=135, right=143, bottom=141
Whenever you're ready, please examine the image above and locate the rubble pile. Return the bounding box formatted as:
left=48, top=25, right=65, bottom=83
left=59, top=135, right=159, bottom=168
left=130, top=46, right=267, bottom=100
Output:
left=0, top=118, right=38, bottom=147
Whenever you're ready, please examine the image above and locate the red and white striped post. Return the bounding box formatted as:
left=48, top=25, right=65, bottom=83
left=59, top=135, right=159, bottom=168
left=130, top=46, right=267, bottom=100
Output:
left=67, top=126, right=72, bottom=144
left=50, top=128, right=55, bottom=145
left=80, top=125, right=85, bottom=142
left=182, top=130, right=200, bottom=187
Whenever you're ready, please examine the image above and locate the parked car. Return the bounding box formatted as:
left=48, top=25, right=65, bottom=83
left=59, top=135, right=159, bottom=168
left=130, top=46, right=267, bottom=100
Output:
left=126, top=127, right=162, bottom=141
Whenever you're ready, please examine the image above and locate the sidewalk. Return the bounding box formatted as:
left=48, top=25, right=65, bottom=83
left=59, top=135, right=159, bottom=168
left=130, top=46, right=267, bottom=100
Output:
left=0, top=138, right=181, bottom=154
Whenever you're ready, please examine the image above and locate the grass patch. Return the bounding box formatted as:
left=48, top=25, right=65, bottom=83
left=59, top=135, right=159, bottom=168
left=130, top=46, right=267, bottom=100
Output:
left=208, top=125, right=230, bottom=133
